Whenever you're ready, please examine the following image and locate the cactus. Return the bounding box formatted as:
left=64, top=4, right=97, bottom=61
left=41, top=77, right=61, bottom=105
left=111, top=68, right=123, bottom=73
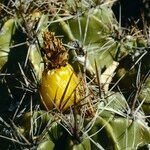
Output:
left=0, top=0, right=150, bottom=149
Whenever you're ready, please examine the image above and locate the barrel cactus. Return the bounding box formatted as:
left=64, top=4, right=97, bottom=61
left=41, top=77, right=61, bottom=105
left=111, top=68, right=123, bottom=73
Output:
left=0, top=0, right=150, bottom=149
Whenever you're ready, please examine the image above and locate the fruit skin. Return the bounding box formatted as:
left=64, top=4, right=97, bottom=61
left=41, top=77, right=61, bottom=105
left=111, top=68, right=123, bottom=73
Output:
left=40, top=63, right=80, bottom=111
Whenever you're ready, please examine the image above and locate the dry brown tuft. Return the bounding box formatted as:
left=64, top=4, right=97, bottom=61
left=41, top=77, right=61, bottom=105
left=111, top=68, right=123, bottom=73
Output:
left=42, top=31, right=68, bottom=69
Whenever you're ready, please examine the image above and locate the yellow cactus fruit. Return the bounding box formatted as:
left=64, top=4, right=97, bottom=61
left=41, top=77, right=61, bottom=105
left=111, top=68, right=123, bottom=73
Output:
left=40, top=63, right=80, bottom=110
left=39, top=31, right=81, bottom=111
